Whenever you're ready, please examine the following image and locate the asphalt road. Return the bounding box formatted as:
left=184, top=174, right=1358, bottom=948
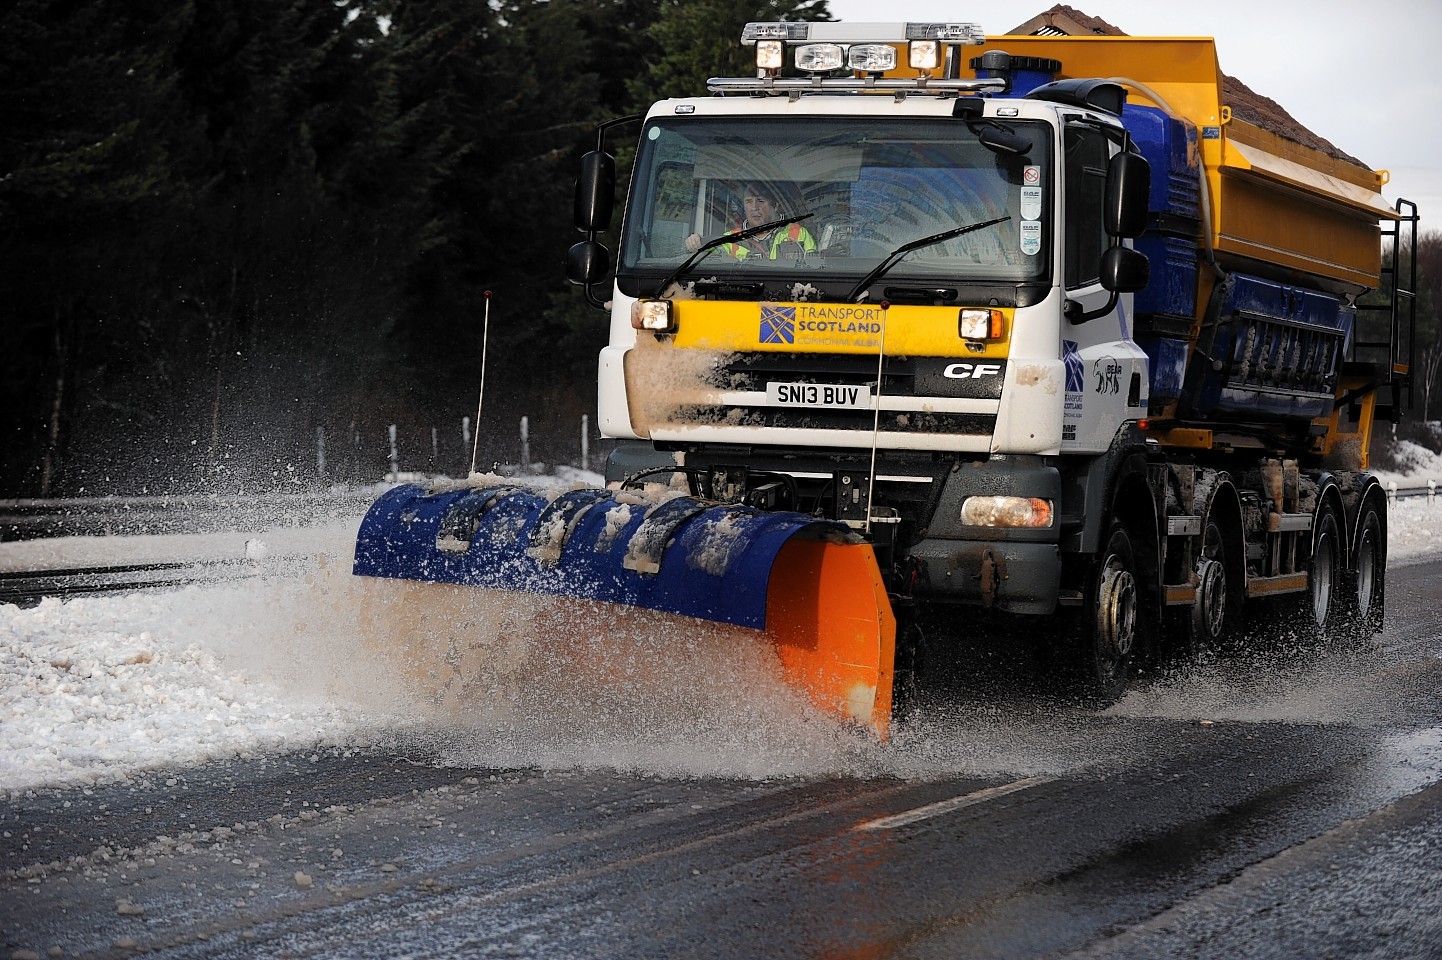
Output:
left=3, top=561, right=1441, bottom=959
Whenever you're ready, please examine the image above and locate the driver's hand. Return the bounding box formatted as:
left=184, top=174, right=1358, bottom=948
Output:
left=684, top=233, right=702, bottom=253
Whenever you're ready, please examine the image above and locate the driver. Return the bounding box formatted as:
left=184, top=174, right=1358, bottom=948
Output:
left=685, top=182, right=816, bottom=260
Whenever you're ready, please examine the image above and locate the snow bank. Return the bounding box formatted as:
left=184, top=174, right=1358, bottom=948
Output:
left=0, top=549, right=859, bottom=793
left=1383, top=494, right=1442, bottom=565
left=1369, top=436, right=1442, bottom=491
left=0, top=591, right=356, bottom=792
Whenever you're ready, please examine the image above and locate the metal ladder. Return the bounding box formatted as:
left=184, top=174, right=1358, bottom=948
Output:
left=1352, top=198, right=1419, bottom=420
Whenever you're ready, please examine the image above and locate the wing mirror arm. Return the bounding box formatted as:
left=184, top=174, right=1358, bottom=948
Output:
left=1069, top=150, right=1152, bottom=324
left=567, top=115, right=641, bottom=310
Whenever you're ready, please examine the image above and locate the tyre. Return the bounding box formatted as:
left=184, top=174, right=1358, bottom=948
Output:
left=890, top=620, right=926, bottom=721
left=1185, top=515, right=1240, bottom=657
left=1341, top=498, right=1386, bottom=642
left=1288, top=502, right=1343, bottom=642
left=1076, top=521, right=1140, bottom=702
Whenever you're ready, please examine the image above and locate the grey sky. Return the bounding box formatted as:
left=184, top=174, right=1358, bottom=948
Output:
left=826, top=0, right=1440, bottom=231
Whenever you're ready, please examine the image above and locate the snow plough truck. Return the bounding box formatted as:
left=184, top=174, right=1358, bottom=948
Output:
left=355, top=22, right=1418, bottom=737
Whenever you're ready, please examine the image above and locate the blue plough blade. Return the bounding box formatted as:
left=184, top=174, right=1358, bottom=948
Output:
left=353, top=481, right=899, bottom=735
left=353, top=482, right=839, bottom=631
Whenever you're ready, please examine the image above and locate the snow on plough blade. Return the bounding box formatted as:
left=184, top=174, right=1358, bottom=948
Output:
left=352, top=482, right=898, bottom=736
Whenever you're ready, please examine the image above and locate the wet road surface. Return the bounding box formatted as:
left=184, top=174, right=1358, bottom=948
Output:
left=3, top=561, right=1441, bottom=959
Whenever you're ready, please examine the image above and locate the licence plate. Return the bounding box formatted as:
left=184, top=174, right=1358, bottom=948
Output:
left=766, top=381, right=873, bottom=409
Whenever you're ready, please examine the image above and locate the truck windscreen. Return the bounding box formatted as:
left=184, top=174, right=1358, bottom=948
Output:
left=620, top=116, right=1051, bottom=289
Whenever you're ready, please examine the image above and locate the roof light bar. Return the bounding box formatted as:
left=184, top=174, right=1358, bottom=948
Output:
left=907, top=22, right=986, bottom=43
left=741, top=22, right=809, bottom=43
left=741, top=21, right=985, bottom=79
left=707, top=76, right=1008, bottom=95
left=741, top=21, right=985, bottom=46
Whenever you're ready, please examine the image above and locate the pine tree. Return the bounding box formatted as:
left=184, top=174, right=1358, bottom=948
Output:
left=0, top=0, right=194, bottom=494
left=627, top=0, right=830, bottom=108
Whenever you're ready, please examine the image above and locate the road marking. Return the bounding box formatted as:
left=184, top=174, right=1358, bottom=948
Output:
left=853, top=775, right=1056, bottom=831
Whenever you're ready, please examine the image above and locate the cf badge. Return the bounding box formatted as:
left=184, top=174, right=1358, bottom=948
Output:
left=943, top=362, right=1002, bottom=380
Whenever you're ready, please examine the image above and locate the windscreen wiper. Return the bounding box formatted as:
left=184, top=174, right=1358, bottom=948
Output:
left=654, top=214, right=814, bottom=297
left=844, top=216, right=1011, bottom=303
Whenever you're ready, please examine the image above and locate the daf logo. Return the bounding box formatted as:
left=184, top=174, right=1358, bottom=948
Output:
left=943, top=362, right=1002, bottom=380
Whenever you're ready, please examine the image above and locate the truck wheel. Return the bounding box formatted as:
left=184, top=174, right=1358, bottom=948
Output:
left=1078, top=521, right=1138, bottom=702
left=1186, top=516, right=1238, bottom=656
left=1294, top=502, right=1343, bottom=641
left=1189, top=556, right=1227, bottom=654
left=891, top=621, right=926, bottom=721
left=1341, top=499, right=1386, bottom=643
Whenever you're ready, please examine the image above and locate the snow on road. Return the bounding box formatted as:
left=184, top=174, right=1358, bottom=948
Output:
left=3, top=491, right=1442, bottom=795
left=1, top=523, right=369, bottom=794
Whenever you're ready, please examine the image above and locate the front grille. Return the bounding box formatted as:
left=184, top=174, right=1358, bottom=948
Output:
left=713, top=352, right=1005, bottom=402
left=715, top=353, right=918, bottom=395
left=672, top=405, right=997, bottom=435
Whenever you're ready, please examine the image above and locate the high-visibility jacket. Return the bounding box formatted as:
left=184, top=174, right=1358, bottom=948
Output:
left=722, top=223, right=816, bottom=260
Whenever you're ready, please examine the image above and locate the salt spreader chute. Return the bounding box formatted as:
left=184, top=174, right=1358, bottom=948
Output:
left=353, top=482, right=898, bottom=735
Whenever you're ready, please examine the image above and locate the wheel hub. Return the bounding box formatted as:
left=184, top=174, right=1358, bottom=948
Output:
left=1357, top=529, right=1377, bottom=612
left=1097, top=562, right=1137, bottom=658
left=1193, top=557, right=1226, bottom=641
left=1311, top=530, right=1335, bottom=625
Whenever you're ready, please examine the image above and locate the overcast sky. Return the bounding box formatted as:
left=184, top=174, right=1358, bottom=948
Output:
left=827, top=0, right=1441, bottom=232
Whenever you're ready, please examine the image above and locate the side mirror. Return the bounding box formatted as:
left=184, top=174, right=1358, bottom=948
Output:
left=977, top=123, right=1032, bottom=157
left=567, top=240, right=610, bottom=286
left=1105, top=151, right=1150, bottom=239
left=1067, top=245, right=1150, bottom=324
left=1100, top=244, right=1149, bottom=293
left=574, top=151, right=616, bottom=233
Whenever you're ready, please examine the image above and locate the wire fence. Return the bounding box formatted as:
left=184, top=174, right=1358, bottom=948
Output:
left=332, top=416, right=609, bottom=485
left=1385, top=480, right=1441, bottom=503
left=5, top=474, right=1442, bottom=544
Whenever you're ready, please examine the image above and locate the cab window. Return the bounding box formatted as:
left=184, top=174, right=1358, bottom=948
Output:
left=1063, top=125, right=1110, bottom=289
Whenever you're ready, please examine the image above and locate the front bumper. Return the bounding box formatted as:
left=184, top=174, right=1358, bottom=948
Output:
left=909, top=455, right=1062, bottom=614
left=909, top=538, right=1061, bottom=614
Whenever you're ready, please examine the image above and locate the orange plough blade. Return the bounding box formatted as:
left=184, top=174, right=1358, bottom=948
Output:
left=765, top=538, right=897, bottom=738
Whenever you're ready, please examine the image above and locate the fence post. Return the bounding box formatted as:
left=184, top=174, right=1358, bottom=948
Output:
left=316, top=426, right=327, bottom=480
left=1430, top=480, right=1436, bottom=505
left=1387, top=481, right=1397, bottom=504
left=581, top=414, right=590, bottom=472
left=388, top=424, right=400, bottom=483
left=461, top=417, right=471, bottom=475
left=520, top=416, right=530, bottom=470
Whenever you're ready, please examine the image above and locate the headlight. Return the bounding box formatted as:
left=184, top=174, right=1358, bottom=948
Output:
left=961, top=496, right=1053, bottom=528
left=755, top=40, right=784, bottom=71
left=958, top=308, right=1005, bottom=341
left=795, top=43, right=844, bottom=73
left=848, top=44, right=897, bottom=73
left=631, top=299, right=675, bottom=332
left=909, top=40, right=940, bottom=71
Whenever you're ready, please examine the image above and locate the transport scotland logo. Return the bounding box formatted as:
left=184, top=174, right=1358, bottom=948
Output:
left=1063, top=339, right=1085, bottom=393
left=760, top=304, right=795, bottom=344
